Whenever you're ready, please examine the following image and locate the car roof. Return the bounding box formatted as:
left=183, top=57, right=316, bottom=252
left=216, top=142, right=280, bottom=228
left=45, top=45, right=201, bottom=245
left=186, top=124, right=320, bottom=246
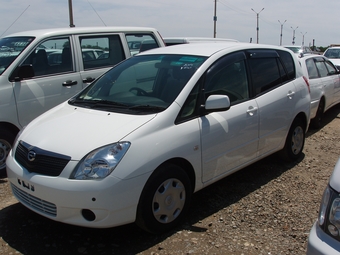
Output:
left=299, top=54, right=325, bottom=60
left=2, top=26, right=159, bottom=38
left=164, top=37, right=239, bottom=43
left=137, top=42, right=293, bottom=57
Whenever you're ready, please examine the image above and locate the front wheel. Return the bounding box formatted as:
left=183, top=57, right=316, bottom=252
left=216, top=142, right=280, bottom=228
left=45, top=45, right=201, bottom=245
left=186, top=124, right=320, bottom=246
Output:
left=0, top=127, right=17, bottom=172
left=136, top=164, right=192, bottom=234
left=279, top=118, right=305, bottom=162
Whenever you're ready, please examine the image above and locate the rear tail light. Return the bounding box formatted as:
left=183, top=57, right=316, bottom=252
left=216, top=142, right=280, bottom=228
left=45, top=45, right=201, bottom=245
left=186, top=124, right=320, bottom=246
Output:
left=303, top=76, right=311, bottom=93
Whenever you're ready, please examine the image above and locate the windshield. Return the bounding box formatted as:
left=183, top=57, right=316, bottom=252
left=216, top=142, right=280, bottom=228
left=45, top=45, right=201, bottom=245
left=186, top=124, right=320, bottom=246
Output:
left=0, top=36, right=34, bottom=75
left=324, top=48, right=340, bottom=59
left=69, top=54, right=207, bottom=114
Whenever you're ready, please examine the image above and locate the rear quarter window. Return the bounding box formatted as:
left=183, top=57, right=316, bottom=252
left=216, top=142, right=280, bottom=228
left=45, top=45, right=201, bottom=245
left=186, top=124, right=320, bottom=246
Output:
left=248, top=57, right=281, bottom=95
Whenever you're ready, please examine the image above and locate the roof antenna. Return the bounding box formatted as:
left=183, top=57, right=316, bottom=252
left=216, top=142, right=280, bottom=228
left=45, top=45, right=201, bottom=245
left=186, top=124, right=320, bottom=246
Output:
left=1, top=5, right=30, bottom=37
left=87, top=0, right=107, bottom=26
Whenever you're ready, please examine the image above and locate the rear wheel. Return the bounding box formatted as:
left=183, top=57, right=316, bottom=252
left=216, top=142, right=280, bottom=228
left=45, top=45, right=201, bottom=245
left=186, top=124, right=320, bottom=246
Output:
left=311, top=99, right=325, bottom=129
left=279, top=118, right=305, bottom=162
left=0, top=127, right=16, bottom=172
left=136, top=164, right=192, bottom=234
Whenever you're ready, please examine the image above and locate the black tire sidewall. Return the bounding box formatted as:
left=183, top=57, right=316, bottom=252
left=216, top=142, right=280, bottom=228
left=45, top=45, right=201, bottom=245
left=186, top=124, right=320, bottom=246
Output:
left=0, top=127, right=16, bottom=171
left=136, top=164, right=192, bottom=234
left=311, top=100, right=324, bottom=129
left=281, top=118, right=305, bottom=161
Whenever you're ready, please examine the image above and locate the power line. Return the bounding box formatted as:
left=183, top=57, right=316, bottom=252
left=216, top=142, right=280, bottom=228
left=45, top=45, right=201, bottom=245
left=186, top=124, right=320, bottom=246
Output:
left=1, top=5, right=30, bottom=37
left=87, top=0, right=107, bottom=26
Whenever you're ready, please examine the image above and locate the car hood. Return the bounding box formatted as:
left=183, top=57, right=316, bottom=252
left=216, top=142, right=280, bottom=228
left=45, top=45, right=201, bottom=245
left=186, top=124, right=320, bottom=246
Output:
left=329, top=157, right=340, bottom=192
left=18, top=103, right=156, bottom=160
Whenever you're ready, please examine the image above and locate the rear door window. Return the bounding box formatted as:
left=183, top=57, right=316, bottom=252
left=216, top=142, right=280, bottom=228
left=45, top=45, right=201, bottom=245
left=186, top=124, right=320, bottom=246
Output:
left=306, top=58, right=319, bottom=79
left=125, top=34, right=160, bottom=55
left=315, top=60, right=329, bottom=78
left=79, top=35, right=125, bottom=70
left=247, top=49, right=294, bottom=96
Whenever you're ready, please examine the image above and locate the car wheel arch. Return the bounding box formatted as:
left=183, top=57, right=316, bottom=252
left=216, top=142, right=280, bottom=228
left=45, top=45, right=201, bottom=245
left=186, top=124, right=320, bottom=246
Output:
left=135, top=159, right=195, bottom=233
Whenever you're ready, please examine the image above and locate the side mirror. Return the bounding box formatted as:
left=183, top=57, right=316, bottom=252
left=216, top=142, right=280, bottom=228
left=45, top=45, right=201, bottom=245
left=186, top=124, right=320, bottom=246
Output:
left=13, top=65, right=35, bottom=81
left=204, top=94, right=231, bottom=113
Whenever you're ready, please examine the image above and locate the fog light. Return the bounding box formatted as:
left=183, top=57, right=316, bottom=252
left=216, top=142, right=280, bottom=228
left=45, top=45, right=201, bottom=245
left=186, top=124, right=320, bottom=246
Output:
left=82, top=209, right=96, bottom=221
left=328, top=224, right=339, bottom=236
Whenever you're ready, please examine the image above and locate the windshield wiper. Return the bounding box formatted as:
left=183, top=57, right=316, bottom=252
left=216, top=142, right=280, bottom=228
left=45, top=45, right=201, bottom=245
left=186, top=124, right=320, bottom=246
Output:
left=69, top=99, right=129, bottom=109
left=128, top=105, right=165, bottom=113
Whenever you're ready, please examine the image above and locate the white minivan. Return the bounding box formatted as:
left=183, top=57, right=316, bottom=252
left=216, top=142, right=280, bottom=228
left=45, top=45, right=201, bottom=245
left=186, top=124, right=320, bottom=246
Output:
left=0, top=27, right=165, bottom=171
left=6, top=42, right=311, bottom=234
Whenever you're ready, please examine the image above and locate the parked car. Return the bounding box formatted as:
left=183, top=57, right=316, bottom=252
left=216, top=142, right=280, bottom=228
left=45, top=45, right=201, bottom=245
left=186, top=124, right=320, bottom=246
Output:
left=164, top=37, right=238, bottom=46
left=307, top=157, right=340, bottom=254
left=299, top=54, right=340, bottom=128
left=0, top=26, right=165, bottom=172
left=283, top=45, right=313, bottom=57
left=6, top=42, right=311, bottom=234
left=323, top=46, right=340, bottom=70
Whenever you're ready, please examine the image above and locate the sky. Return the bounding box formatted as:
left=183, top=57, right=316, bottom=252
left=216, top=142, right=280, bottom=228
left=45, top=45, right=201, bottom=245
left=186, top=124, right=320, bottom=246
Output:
left=0, top=0, right=339, bottom=47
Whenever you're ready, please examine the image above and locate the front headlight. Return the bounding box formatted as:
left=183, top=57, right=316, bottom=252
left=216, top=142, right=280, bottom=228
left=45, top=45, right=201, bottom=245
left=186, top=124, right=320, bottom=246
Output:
left=318, top=185, right=340, bottom=240
left=71, top=142, right=130, bottom=180
left=328, top=197, right=340, bottom=236
left=318, top=186, right=331, bottom=226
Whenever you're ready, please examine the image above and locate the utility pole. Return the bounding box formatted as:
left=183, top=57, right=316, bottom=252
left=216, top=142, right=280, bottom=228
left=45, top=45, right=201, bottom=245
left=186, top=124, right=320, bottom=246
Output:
left=251, top=8, right=264, bottom=44
left=213, top=0, right=217, bottom=38
left=291, top=26, right=298, bottom=45
left=278, top=20, right=286, bottom=46
left=301, top=32, right=307, bottom=46
left=68, top=0, right=75, bottom=27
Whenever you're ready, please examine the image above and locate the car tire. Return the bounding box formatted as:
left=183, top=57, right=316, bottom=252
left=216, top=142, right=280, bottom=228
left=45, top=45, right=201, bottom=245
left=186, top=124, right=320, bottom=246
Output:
left=136, top=164, right=192, bottom=234
left=279, top=118, right=305, bottom=162
left=0, top=127, right=16, bottom=173
left=310, top=99, right=325, bottom=129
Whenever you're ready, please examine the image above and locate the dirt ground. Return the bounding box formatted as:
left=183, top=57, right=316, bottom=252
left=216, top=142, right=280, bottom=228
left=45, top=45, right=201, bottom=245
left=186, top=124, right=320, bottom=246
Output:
left=0, top=104, right=339, bottom=255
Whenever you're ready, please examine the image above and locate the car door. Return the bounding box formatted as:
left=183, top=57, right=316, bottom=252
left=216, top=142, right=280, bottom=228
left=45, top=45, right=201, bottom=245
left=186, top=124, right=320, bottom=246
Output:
left=325, top=59, right=340, bottom=102
left=304, top=57, right=324, bottom=118
left=76, top=34, right=128, bottom=85
left=12, top=36, right=83, bottom=127
left=247, top=49, right=298, bottom=156
left=314, top=57, right=335, bottom=110
left=199, top=52, right=259, bottom=183
left=77, top=33, right=162, bottom=85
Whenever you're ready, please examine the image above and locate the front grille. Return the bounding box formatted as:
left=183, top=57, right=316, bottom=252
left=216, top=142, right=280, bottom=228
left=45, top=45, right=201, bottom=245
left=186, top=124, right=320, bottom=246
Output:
left=11, top=183, right=57, bottom=217
left=15, top=141, right=71, bottom=177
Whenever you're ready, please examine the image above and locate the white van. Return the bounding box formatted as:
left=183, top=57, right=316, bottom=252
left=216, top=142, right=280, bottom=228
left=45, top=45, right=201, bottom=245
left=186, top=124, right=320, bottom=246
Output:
left=0, top=27, right=165, bottom=171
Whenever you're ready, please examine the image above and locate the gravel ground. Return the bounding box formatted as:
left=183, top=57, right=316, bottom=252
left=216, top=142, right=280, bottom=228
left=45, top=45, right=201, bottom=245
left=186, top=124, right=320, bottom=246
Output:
left=0, top=104, right=339, bottom=255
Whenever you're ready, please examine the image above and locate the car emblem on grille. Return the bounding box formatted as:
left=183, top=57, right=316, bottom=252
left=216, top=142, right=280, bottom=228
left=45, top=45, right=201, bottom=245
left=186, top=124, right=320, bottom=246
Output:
left=28, top=150, right=37, bottom=162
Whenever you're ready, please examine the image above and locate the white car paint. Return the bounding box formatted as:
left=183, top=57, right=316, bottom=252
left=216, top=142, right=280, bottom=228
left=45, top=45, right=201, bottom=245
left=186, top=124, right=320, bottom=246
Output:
left=0, top=26, right=165, bottom=171
left=299, top=54, right=340, bottom=123
left=6, top=42, right=311, bottom=232
left=307, top=158, right=340, bottom=254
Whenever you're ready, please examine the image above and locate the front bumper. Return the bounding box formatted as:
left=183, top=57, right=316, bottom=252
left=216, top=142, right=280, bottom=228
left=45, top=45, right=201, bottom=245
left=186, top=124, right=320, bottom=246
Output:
left=307, top=221, right=340, bottom=255
left=6, top=150, right=148, bottom=228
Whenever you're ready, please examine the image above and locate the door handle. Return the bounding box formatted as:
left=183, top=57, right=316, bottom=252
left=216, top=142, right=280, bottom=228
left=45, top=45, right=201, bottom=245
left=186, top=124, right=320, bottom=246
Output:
left=62, top=80, right=78, bottom=86
left=246, top=106, right=258, bottom=116
left=82, top=77, right=95, bottom=83
left=287, top=90, right=295, bottom=99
